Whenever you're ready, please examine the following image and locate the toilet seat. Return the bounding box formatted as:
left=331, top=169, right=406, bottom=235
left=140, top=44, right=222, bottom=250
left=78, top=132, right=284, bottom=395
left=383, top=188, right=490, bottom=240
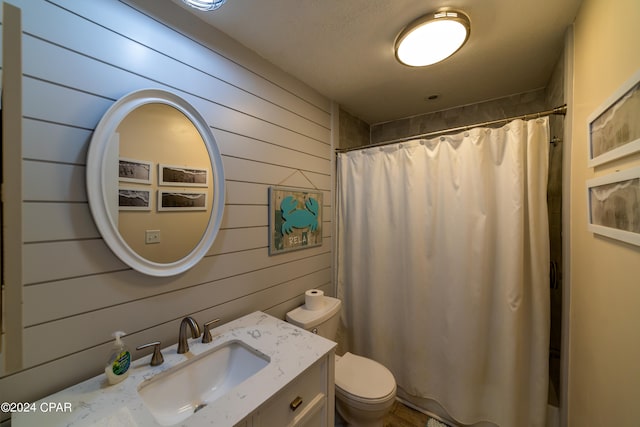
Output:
left=335, top=352, right=396, bottom=405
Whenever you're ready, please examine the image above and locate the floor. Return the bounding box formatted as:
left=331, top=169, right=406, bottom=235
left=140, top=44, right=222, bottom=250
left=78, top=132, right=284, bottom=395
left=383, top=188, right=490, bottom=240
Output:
left=383, top=401, right=431, bottom=427
left=335, top=401, right=447, bottom=427
left=335, top=384, right=559, bottom=427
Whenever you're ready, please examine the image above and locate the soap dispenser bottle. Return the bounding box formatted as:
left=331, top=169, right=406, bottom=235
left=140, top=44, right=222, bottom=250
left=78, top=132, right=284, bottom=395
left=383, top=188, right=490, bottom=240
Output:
left=104, top=331, right=131, bottom=385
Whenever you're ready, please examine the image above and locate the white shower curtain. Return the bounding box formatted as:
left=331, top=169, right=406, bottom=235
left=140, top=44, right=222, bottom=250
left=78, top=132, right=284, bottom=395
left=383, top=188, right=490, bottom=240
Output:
left=336, top=118, right=550, bottom=427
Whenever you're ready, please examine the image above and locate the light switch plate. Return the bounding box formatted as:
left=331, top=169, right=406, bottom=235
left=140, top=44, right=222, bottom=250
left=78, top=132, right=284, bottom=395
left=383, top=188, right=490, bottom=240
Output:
left=145, top=230, right=161, bottom=244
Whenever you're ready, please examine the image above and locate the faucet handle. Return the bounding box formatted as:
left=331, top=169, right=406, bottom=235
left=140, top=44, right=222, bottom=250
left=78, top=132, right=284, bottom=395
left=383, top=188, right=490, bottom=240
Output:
left=202, top=318, right=221, bottom=343
left=136, top=341, right=164, bottom=366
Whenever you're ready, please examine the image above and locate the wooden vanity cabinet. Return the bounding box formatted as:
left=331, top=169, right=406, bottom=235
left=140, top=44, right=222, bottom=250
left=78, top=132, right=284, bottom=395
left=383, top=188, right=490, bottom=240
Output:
left=236, top=351, right=334, bottom=427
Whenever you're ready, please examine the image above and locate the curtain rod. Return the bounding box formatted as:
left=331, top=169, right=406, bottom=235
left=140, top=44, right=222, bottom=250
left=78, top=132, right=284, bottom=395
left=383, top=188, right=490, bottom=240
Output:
left=336, top=104, right=567, bottom=153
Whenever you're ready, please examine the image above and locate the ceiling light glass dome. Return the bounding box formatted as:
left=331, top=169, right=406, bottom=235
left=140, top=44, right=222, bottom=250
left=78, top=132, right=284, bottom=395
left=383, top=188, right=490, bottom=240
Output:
left=395, top=9, right=470, bottom=67
left=181, top=0, right=227, bottom=11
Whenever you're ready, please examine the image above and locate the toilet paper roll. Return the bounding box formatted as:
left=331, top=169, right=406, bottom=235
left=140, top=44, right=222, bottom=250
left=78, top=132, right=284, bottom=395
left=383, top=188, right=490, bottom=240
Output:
left=305, top=289, right=325, bottom=310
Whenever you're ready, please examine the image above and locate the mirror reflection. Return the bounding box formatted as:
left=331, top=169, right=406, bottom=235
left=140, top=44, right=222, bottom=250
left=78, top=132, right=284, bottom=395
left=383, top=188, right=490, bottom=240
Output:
left=112, top=103, right=213, bottom=263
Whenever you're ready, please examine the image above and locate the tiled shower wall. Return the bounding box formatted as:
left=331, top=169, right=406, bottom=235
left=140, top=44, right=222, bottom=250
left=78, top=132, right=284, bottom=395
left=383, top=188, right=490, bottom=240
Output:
left=545, top=50, right=566, bottom=407
left=370, top=88, right=551, bottom=144
left=338, top=107, right=369, bottom=150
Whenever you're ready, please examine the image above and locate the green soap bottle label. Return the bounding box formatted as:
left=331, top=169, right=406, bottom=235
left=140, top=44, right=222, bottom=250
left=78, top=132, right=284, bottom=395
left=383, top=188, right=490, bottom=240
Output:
left=112, top=350, right=131, bottom=376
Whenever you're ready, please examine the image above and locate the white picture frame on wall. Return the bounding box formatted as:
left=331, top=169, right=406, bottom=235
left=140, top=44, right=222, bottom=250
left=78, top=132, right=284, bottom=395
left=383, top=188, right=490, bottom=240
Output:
left=587, top=68, right=640, bottom=167
left=586, top=166, right=640, bottom=246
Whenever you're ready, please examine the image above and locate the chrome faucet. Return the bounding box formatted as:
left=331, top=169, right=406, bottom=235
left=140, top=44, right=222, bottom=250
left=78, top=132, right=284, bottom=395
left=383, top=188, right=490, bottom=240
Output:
left=177, top=316, right=201, bottom=354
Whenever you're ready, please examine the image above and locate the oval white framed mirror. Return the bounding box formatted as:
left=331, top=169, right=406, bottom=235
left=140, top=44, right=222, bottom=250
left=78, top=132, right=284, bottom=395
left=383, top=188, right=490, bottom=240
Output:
left=87, top=89, right=225, bottom=276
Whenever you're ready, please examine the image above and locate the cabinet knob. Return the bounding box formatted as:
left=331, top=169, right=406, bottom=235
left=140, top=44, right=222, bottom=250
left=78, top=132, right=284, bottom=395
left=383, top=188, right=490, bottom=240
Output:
left=289, top=396, right=303, bottom=411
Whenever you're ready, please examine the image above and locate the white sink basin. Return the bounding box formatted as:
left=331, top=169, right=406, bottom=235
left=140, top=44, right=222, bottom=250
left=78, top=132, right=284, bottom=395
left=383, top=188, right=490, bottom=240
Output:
left=137, top=340, right=270, bottom=426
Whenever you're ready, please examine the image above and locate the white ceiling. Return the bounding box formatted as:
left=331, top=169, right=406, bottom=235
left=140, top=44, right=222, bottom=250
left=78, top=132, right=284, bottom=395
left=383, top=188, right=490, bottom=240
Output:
left=170, top=0, right=583, bottom=124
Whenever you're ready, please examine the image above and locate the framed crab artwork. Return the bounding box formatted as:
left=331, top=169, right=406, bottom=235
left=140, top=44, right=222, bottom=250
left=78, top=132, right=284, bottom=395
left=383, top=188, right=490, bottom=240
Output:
left=268, top=186, right=323, bottom=255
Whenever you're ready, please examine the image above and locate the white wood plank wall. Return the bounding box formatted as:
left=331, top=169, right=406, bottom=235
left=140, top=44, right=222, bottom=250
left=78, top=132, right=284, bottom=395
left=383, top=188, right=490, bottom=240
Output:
left=0, top=0, right=334, bottom=416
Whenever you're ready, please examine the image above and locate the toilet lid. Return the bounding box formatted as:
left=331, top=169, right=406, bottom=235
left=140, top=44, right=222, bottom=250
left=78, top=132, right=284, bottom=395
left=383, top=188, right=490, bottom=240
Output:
left=335, top=352, right=396, bottom=403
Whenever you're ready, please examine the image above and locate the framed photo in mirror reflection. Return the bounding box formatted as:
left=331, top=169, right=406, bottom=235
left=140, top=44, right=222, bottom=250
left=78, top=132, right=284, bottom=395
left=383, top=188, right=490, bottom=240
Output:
left=158, top=190, right=208, bottom=211
left=118, top=157, right=153, bottom=184
left=159, top=163, right=208, bottom=187
left=118, top=188, right=152, bottom=211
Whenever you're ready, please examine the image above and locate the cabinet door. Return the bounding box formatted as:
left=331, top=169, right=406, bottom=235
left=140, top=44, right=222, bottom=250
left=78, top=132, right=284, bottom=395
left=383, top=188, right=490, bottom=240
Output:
left=295, top=400, right=326, bottom=427
left=257, top=359, right=327, bottom=426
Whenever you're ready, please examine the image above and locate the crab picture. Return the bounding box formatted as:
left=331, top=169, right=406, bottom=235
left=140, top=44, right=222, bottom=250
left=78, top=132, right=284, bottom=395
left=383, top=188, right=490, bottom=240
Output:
left=269, top=187, right=323, bottom=255
left=280, top=195, right=319, bottom=235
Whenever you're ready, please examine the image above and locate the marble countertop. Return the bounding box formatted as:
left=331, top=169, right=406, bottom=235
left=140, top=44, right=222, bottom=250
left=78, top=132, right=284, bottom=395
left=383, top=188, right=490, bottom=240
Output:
left=12, top=311, right=336, bottom=427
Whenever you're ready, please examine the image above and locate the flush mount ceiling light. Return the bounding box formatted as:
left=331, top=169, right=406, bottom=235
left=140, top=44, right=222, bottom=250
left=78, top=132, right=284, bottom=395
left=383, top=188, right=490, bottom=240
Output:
left=395, top=8, right=470, bottom=67
left=181, top=0, right=227, bottom=11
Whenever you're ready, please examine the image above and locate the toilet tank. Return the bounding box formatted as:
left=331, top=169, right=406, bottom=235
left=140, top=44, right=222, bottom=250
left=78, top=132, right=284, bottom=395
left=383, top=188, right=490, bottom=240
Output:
left=286, top=296, right=342, bottom=340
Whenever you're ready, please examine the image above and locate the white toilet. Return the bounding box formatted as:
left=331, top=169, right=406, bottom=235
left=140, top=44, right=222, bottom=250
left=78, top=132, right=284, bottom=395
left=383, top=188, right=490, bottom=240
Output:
left=286, top=296, right=397, bottom=427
